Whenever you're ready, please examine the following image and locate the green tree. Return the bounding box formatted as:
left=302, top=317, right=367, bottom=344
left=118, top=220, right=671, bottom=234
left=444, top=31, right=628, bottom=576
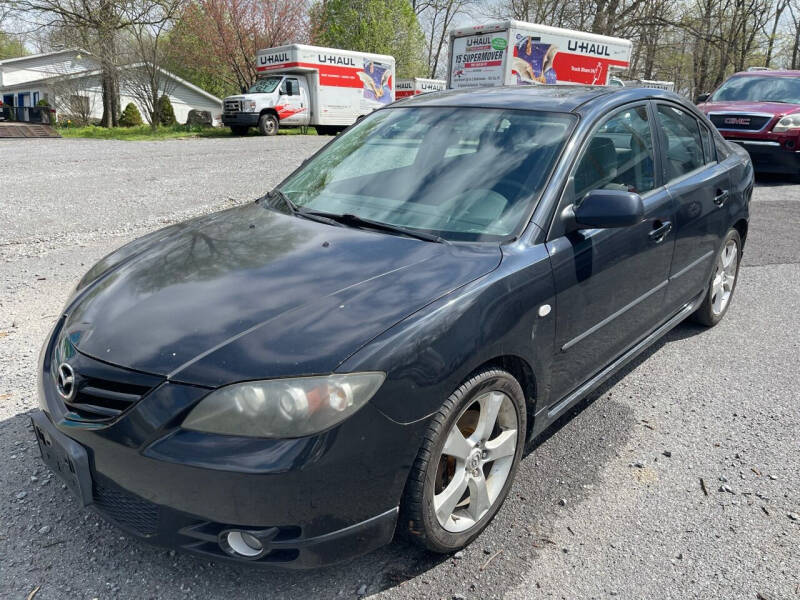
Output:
left=157, top=95, right=176, bottom=125
left=310, top=0, right=426, bottom=78
left=0, top=32, right=27, bottom=60
left=119, top=102, right=144, bottom=127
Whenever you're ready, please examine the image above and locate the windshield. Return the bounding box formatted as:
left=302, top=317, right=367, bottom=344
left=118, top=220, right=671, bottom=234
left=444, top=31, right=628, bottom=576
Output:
left=279, top=107, right=575, bottom=242
left=710, top=75, right=800, bottom=104
left=248, top=76, right=282, bottom=94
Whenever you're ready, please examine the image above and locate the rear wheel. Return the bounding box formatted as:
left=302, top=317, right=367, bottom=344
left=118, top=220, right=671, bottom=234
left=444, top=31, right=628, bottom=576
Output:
left=400, top=369, right=526, bottom=553
left=258, top=113, right=278, bottom=136
left=692, top=228, right=742, bottom=326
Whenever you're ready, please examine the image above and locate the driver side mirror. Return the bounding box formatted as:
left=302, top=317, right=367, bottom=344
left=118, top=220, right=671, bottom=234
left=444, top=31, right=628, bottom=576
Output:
left=695, top=92, right=710, bottom=104
left=571, top=189, right=644, bottom=229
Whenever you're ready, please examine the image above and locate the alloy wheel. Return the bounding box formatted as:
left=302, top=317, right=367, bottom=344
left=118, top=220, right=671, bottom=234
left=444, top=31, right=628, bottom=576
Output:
left=711, top=238, right=738, bottom=316
left=433, top=391, right=518, bottom=533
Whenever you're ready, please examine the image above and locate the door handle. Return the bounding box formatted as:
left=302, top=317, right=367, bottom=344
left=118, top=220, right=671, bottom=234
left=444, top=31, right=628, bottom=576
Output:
left=648, top=220, right=673, bottom=243
left=714, top=189, right=729, bottom=206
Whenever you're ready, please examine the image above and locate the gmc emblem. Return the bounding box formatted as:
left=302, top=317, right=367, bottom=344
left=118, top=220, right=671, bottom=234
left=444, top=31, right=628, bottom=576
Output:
left=724, top=117, right=751, bottom=125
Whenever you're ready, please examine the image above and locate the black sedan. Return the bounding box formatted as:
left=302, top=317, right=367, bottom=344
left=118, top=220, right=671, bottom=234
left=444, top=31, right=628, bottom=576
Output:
left=32, top=85, right=752, bottom=568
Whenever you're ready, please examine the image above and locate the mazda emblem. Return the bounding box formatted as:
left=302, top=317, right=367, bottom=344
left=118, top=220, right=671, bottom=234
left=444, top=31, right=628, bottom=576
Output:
left=56, top=363, right=76, bottom=401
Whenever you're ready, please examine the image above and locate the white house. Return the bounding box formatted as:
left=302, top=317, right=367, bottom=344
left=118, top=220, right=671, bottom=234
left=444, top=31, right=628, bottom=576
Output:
left=0, top=49, right=223, bottom=125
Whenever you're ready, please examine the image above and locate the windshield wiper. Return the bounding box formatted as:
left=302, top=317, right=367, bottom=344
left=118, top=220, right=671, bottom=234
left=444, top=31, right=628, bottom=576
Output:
left=756, top=99, right=794, bottom=104
left=303, top=210, right=449, bottom=244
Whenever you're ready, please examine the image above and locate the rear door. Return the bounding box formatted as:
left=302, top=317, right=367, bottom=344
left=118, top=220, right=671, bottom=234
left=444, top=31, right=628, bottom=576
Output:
left=654, top=102, right=730, bottom=308
left=546, top=102, right=676, bottom=404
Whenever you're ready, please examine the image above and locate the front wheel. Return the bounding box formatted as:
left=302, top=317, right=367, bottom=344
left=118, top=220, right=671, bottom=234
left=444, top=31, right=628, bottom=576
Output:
left=692, top=228, right=742, bottom=327
left=258, top=113, right=278, bottom=136
left=399, top=369, right=526, bottom=553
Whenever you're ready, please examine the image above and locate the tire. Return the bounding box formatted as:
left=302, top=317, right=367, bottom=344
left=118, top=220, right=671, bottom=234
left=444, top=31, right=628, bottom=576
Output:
left=316, top=125, right=339, bottom=136
left=692, top=228, right=742, bottom=327
left=399, top=368, right=526, bottom=553
left=230, top=126, right=249, bottom=136
left=258, top=113, right=278, bottom=136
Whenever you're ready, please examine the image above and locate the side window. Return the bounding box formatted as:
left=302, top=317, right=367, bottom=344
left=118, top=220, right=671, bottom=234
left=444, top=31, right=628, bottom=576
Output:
left=699, top=123, right=716, bottom=164
left=656, top=104, right=704, bottom=181
left=573, top=105, right=655, bottom=202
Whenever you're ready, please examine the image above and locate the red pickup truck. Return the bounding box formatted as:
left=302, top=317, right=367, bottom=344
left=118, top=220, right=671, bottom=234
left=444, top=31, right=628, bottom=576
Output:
left=697, top=70, right=800, bottom=174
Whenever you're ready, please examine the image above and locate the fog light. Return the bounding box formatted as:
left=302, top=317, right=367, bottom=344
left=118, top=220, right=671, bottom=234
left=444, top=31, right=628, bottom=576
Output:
left=225, top=530, right=264, bottom=557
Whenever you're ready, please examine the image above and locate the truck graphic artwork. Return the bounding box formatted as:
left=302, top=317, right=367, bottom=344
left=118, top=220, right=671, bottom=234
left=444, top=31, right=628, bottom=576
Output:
left=358, top=60, right=392, bottom=104
left=448, top=20, right=632, bottom=89
left=512, top=36, right=558, bottom=84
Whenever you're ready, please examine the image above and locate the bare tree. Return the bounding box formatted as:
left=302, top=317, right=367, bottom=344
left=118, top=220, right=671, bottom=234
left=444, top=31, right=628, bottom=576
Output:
left=418, top=0, right=478, bottom=77
left=120, top=0, right=182, bottom=128
left=8, top=0, right=181, bottom=126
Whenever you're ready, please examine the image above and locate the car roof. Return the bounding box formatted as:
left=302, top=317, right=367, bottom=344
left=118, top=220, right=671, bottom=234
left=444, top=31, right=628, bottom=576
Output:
left=728, top=70, right=800, bottom=77
left=395, top=85, right=682, bottom=113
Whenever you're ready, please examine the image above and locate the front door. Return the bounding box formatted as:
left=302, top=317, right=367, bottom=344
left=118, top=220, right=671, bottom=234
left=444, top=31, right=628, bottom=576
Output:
left=653, top=102, right=732, bottom=308
left=546, top=102, right=676, bottom=405
left=277, top=77, right=310, bottom=126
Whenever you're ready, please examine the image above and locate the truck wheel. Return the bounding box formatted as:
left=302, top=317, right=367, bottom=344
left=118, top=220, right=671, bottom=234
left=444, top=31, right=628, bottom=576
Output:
left=230, top=126, right=248, bottom=136
left=258, top=114, right=278, bottom=136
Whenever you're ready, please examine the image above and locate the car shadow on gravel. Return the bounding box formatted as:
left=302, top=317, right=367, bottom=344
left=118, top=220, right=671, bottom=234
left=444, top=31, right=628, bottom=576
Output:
left=1, top=321, right=709, bottom=600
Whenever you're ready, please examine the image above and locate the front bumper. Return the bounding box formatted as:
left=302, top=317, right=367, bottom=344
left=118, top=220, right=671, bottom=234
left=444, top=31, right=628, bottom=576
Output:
left=222, top=112, right=260, bottom=127
left=34, top=326, right=427, bottom=568
left=724, top=137, right=800, bottom=174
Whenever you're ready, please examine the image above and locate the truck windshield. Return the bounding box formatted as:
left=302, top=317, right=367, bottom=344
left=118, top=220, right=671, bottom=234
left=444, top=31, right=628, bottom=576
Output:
left=710, top=75, right=800, bottom=104
left=248, top=77, right=282, bottom=94
left=279, top=107, right=575, bottom=242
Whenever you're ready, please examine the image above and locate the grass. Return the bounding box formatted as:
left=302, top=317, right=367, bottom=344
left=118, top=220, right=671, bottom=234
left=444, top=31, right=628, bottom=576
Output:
left=57, top=123, right=317, bottom=141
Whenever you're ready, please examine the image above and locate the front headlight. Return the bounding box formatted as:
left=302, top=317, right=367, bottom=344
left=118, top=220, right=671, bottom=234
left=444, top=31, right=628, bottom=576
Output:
left=181, top=372, right=385, bottom=438
left=243, top=101, right=257, bottom=112
left=772, top=114, right=800, bottom=133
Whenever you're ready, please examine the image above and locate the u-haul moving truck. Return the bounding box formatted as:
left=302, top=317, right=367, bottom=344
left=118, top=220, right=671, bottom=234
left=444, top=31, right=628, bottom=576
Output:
left=396, top=78, right=447, bottom=98
left=222, top=44, right=395, bottom=136
left=448, top=20, right=632, bottom=89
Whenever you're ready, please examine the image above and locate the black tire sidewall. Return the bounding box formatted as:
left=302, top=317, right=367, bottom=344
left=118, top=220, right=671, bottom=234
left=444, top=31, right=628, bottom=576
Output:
left=259, top=114, right=278, bottom=136
left=418, top=371, right=526, bottom=553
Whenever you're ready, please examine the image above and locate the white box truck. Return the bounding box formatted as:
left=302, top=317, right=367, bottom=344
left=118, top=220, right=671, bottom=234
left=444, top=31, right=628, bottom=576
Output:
left=395, top=77, right=447, bottom=98
left=222, top=44, right=395, bottom=136
left=448, top=20, right=632, bottom=89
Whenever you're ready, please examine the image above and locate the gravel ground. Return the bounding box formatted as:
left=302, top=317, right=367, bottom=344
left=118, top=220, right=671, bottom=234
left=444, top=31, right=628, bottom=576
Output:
left=1, top=137, right=798, bottom=600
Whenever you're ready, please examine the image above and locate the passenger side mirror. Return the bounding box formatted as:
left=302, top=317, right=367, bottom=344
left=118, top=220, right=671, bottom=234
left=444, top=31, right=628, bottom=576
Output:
left=695, top=92, right=710, bottom=104
left=240, top=86, right=246, bottom=94
left=572, top=189, right=644, bottom=229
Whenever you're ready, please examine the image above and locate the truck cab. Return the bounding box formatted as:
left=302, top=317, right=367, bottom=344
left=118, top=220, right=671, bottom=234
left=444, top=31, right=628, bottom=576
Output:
left=222, top=74, right=310, bottom=136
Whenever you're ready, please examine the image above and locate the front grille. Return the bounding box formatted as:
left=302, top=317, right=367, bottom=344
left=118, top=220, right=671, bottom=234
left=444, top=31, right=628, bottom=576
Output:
left=54, top=350, right=164, bottom=423
left=709, top=113, right=772, bottom=131
left=94, top=476, right=160, bottom=536
left=224, top=99, right=240, bottom=114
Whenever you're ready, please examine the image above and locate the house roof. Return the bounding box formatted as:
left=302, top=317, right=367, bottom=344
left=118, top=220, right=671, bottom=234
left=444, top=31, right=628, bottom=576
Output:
left=0, top=58, right=221, bottom=105
left=0, top=48, right=90, bottom=66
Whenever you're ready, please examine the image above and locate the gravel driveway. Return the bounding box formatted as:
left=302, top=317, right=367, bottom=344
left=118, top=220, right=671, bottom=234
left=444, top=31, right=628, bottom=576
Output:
left=1, top=137, right=798, bottom=600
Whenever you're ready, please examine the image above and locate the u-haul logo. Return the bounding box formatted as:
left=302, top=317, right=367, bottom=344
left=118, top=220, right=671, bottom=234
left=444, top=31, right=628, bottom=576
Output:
left=259, top=52, right=289, bottom=66
left=317, top=54, right=357, bottom=67
left=566, top=40, right=612, bottom=57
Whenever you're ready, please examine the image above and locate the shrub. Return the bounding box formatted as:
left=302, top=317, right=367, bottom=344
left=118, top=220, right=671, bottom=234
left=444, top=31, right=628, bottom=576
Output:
left=119, top=102, right=143, bottom=127
left=157, top=95, right=176, bottom=126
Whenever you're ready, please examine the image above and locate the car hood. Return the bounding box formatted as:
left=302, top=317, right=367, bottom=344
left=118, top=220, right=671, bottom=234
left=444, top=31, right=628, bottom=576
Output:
left=62, top=202, right=501, bottom=387
left=698, top=100, right=800, bottom=115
